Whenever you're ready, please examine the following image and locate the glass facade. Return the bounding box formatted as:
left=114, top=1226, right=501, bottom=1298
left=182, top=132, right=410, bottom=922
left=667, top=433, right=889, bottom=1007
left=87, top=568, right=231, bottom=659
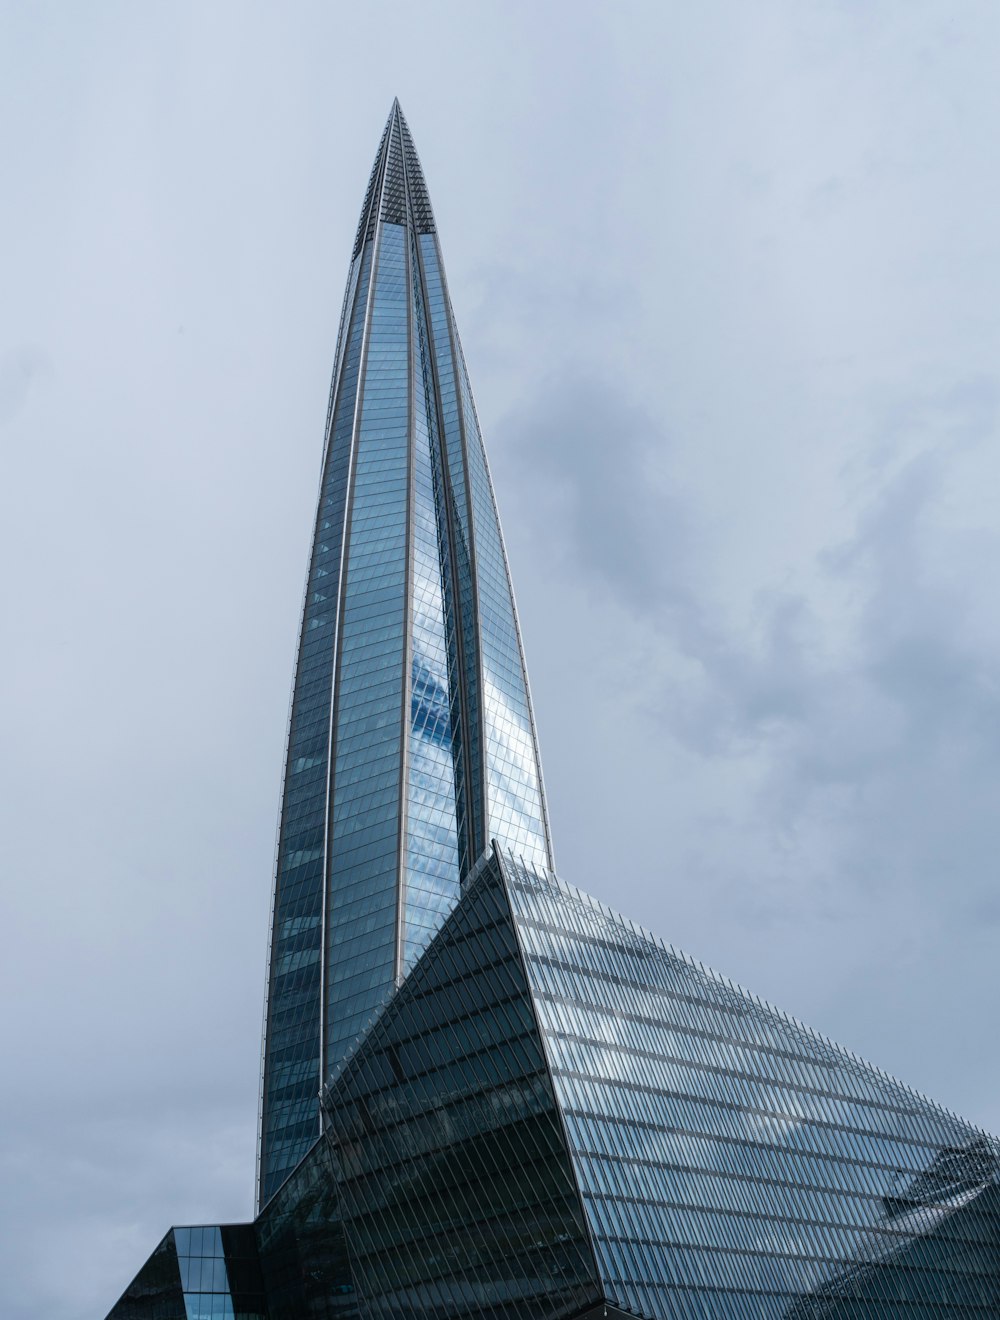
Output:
left=254, top=1137, right=357, bottom=1319
left=107, top=102, right=1000, bottom=1320
left=110, top=850, right=1000, bottom=1318
left=107, top=1224, right=266, bottom=1320
left=107, top=1232, right=187, bottom=1319
left=259, top=100, right=552, bottom=1207
left=501, top=852, right=1000, bottom=1319
left=319, top=857, right=600, bottom=1320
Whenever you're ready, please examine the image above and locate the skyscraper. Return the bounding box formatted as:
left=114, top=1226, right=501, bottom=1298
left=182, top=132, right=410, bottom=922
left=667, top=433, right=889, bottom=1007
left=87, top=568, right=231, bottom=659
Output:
left=106, top=104, right=1000, bottom=1320
left=259, top=99, right=552, bottom=1206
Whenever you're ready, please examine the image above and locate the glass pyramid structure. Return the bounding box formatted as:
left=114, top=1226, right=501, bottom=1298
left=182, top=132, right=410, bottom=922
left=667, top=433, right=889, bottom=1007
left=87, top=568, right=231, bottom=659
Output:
left=105, top=105, right=1000, bottom=1319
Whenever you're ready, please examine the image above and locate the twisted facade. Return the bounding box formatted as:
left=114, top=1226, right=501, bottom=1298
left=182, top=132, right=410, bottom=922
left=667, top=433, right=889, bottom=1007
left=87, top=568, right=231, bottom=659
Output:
left=258, top=100, right=551, bottom=1207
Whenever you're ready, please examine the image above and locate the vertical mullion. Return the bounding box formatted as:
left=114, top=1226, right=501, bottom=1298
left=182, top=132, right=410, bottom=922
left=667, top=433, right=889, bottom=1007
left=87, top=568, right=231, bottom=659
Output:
left=396, top=116, right=416, bottom=987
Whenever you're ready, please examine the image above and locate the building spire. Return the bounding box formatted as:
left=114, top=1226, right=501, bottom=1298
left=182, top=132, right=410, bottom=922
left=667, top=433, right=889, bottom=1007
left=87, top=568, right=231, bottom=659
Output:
left=352, top=99, right=435, bottom=258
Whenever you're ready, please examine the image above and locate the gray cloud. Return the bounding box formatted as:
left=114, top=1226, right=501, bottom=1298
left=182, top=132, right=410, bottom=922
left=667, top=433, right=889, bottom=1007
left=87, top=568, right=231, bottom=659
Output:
left=506, top=366, right=1000, bottom=878
left=0, top=346, right=49, bottom=425
left=503, top=361, right=1000, bottom=1120
left=4, top=3, right=1000, bottom=1316
left=505, top=373, right=697, bottom=616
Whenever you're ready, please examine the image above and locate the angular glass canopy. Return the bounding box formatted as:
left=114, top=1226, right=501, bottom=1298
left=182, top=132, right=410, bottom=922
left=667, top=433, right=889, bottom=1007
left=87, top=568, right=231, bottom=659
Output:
left=501, top=853, right=1000, bottom=1318
left=258, top=101, right=552, bottom=1208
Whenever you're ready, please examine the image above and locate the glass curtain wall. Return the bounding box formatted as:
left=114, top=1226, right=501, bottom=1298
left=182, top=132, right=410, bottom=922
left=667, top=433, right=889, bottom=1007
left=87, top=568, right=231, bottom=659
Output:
left=259, top=101, right=553, bottom=1209
left=501, top=852, right=1000, bottom=1319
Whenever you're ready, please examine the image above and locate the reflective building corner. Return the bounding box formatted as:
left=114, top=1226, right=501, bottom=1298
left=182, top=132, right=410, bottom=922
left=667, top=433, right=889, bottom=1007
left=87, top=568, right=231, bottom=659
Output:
left=104, top=103, right=1000, bottom=1319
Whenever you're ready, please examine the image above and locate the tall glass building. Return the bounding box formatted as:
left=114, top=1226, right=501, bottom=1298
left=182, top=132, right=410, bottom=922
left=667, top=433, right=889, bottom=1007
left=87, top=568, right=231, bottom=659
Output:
left=258, top=99, right=552, bottom=1210
left=106, top=104, right=1000, bottom=1320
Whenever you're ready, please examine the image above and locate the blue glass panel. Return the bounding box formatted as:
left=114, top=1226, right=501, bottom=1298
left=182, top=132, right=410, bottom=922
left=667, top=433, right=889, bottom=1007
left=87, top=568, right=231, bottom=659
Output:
left=418, top=233, right=549, bottom=869
left=417, top=233, right=484, bottom=864
left=260, top=241, right=374, bottom=1204
left=456, top=351, right=549, bottom=867
left=107, top=1222, right=266, bottom=1320
left=326, top=223, right=410, bottom=1071
left=402, top=225, right=461, bottom=971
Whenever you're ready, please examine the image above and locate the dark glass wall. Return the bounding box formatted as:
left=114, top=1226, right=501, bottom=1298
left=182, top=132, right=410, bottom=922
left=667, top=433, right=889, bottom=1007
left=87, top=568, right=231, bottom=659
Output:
left=787, top=1179, right=1000, bottom=1316
left=320, top=860, right=601, bottom=1320
left=106, top=1225, right=266, bottom=1320
left=260, top=235, right=374, bottom=1204
left=106, top=1232, right=186, bottom=1320
left=254, top=1137, right=358, bottom=1319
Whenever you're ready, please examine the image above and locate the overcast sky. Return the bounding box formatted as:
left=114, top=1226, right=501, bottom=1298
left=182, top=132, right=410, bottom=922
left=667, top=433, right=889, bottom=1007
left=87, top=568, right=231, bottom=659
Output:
left=3, top=3, right=1000, bottom=1316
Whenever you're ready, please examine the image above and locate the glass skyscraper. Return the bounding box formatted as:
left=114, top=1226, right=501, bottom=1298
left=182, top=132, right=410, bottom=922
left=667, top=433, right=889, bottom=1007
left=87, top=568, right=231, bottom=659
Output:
left=259, top=98, right=552, bottom=1209
left=106, top=104, right=1000, bottom=1320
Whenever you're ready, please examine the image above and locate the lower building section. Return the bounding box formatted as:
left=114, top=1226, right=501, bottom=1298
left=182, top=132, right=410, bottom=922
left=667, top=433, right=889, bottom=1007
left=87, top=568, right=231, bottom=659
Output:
left=255, top=1135, right=357, bottom=1319
left=501, top=854, right=1000, bottom=1317
left=107, top=849, right=1000, bottom=1319
left=318, top=853, right=601, bottom=1319
left=106, top=1223, right=266, bottom=1320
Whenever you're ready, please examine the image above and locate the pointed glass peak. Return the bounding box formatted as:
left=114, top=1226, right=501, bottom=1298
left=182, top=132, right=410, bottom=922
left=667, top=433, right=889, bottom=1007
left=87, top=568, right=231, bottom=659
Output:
left=352, top=99, right=435, bottom=256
